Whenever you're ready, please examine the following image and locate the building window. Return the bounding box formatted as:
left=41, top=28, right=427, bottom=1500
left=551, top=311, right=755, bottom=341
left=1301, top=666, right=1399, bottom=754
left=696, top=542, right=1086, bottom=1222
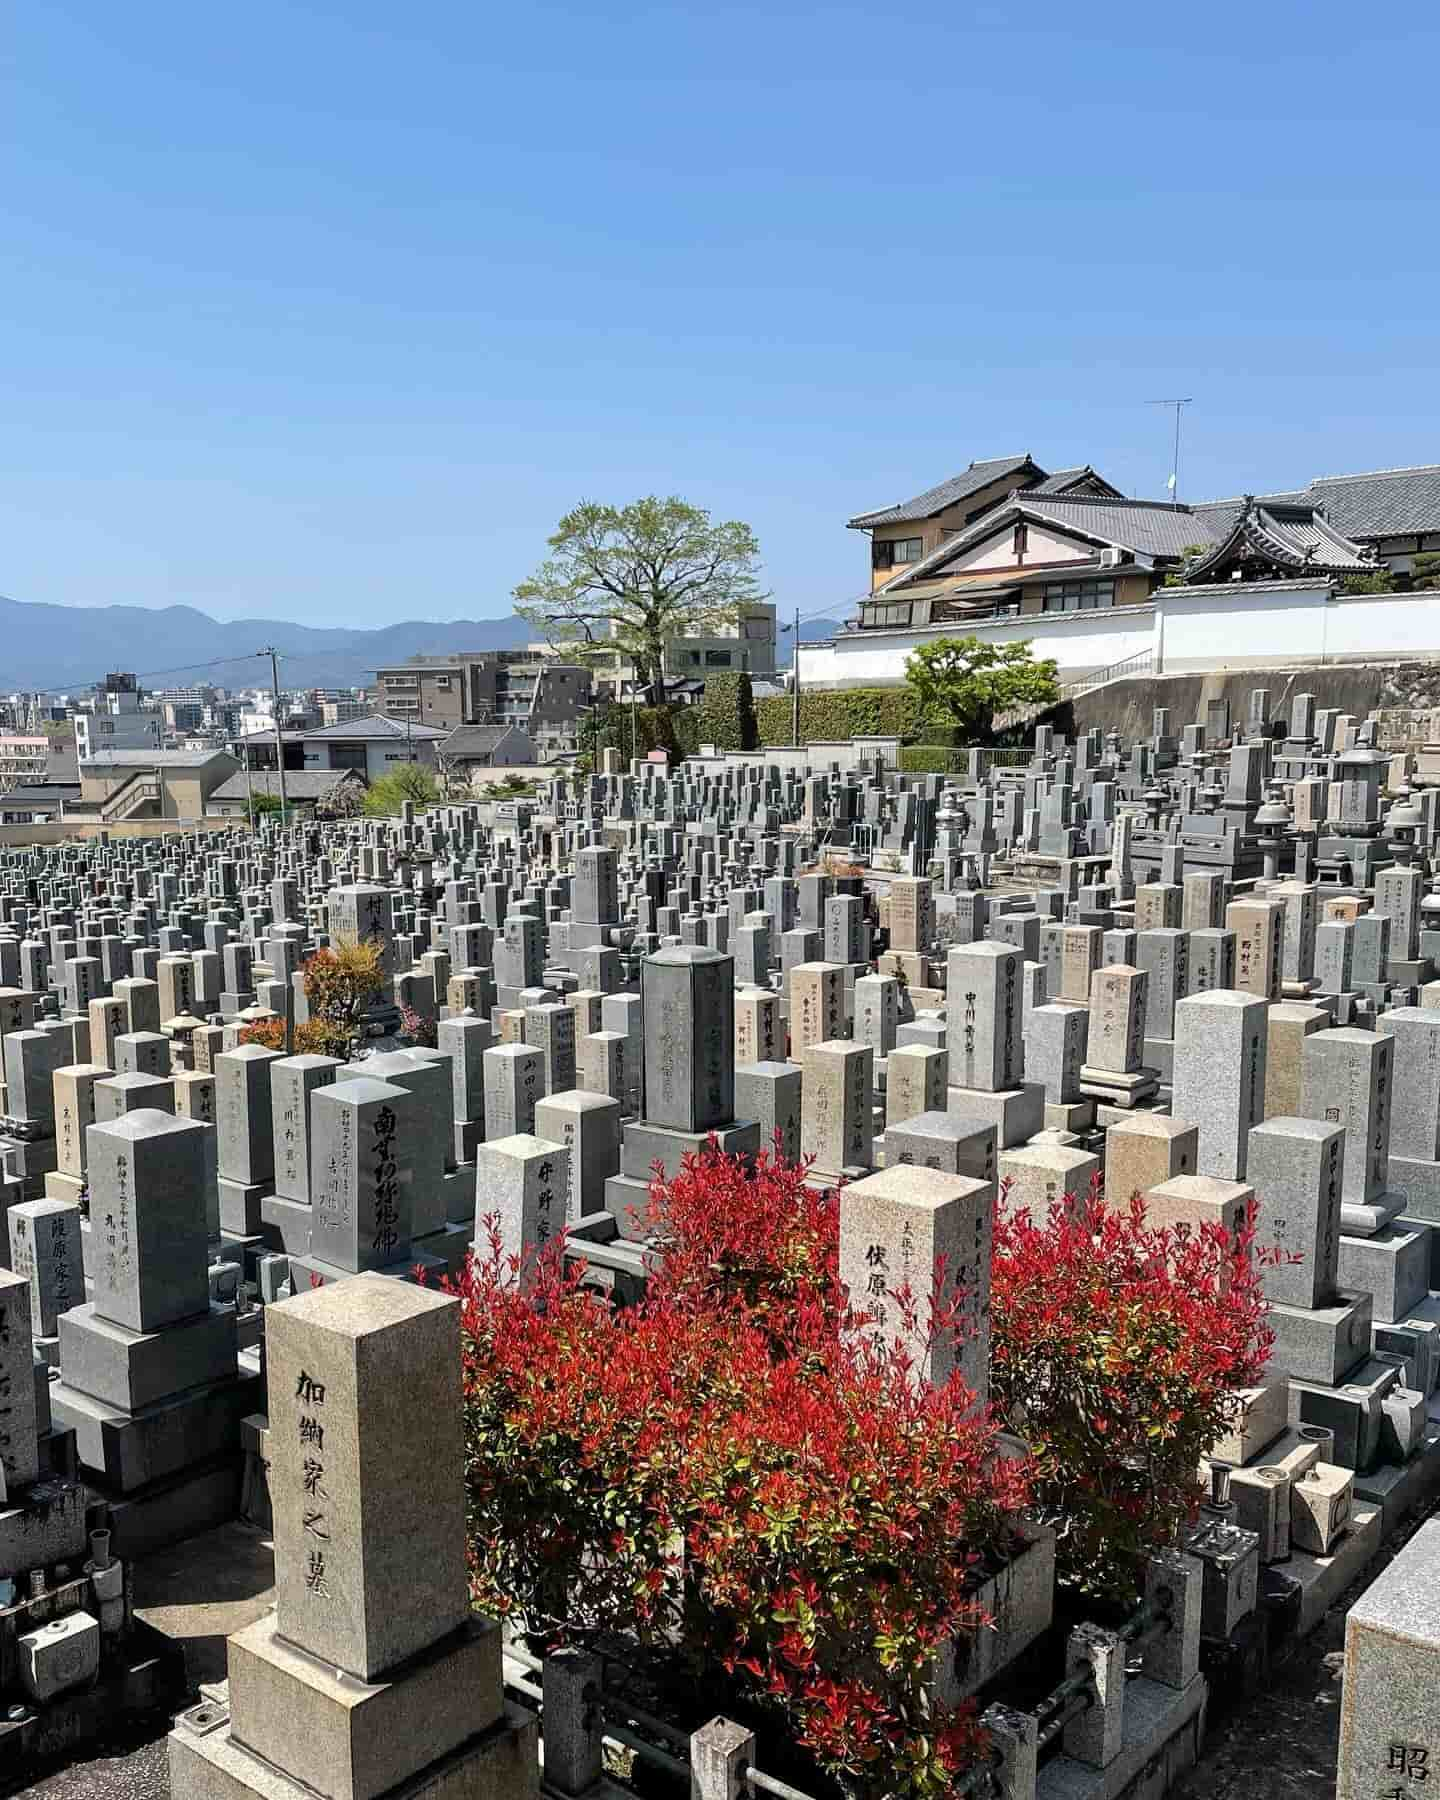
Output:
left=705, top=649, right=731, bottom=667
left=1042, top=580, right=1115, bottom=614
left=689, top=651, right=702, bottom=666
left=435, top=675, right=451, bottom=689
left=864, top=602, right=913, bottom=628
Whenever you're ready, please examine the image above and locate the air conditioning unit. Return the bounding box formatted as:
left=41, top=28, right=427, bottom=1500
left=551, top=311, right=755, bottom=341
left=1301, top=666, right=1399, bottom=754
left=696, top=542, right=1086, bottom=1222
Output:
left=1097, top=547, right=1123, bottom=569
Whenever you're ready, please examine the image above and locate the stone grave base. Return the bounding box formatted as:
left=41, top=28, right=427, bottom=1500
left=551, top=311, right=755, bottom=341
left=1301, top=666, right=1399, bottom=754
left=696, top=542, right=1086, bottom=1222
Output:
left=1337, top=1226, right=1430, bottom=1323
left=218, top=1179, right=273, bottom=1237
left=1078, top=1067, right=1160, bottom=1110
left=602, top=1172, right=653, bottom=1238
left=1266, top=1291, right=1373, bottom=1387
left=1036, top=1672, right=1206, bottom=1800
left=1388, top=1154, right=1440, bottom=1222
left=96, top=1451, right=247, bottom=1560
left=0, top=1476, right=90, bottom=1572
left=226, top=1614, right=501, bottom=1799
left=440, top=1166, right=475, bottom=1224
left=4, top=1619, right=186, bottom=1783
left=0, top=1132, right=58, bottom=1193
left=563, top=1232, right=648, bottom=1303
left=946, top=1081, right=1043, bottom=1149
left=257, top=1193, right=313, bottom=1257
left=1046, top=1099, right=1096, bottom=1133
left=619, top=1118, right=761, bottom=1181
left=42, top=1170, right=86, bottom=1206
left=286, top=1247, right=448, bottom=1292
left=1352, top=1420, right=1440, bottom=1532
left=170, top=1696, right=539, bottom=1800
left=1288, top=1502, right=1383, bottom=1636
left=51, top=1368, right=262, bottom=1492
left=415, top=1222, right=474, bottom=1277
left=58, top=1303, right=238, bottom=1412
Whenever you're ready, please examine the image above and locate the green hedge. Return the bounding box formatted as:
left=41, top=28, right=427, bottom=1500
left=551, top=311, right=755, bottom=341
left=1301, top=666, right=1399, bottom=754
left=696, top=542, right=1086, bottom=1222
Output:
left=693, top=671, right=759, bottom=752
left=590, top=683, right=950, bottom=761
left=898, top=744, right=955, bottom=773
left=756, top=688, right=960, bottom=746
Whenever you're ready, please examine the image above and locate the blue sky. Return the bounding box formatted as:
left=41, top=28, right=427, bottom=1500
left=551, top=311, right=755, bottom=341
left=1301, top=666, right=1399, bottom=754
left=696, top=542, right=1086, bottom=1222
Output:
left=3, top=2, right=1437, bottom=628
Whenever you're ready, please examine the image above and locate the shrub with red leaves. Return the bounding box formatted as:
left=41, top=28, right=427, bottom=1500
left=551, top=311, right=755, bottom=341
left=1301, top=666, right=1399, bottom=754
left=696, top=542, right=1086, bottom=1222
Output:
left=645, top=1139, right=841, bottom=1336
left=452, top=1147, right=1027, bottom=1800
left=990, top=1172, right=1275, bottom=1602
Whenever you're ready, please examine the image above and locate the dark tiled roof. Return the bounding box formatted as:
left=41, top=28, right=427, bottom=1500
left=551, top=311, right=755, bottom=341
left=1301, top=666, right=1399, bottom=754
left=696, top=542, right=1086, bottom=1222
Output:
left=81, top=749, right=233, bottom=770
left=1307, top=465, right=1440, bottom=538
left=1197, top=466, right=1440, bottom=542
left=0, top=783, right=79, bottom=805
left=300, top=714, right=448, bottom=742
left=440, top=724, right=535, bottom=758
left=209, top=769, right=361, bottom=802
left=1182, top=499, right=1372, bottom=582
left=1030, top=466, right=1124, bottom=498
left=847, top=455, right=1037, bottom=528
left=1016, top=495, right=1224, bottom=559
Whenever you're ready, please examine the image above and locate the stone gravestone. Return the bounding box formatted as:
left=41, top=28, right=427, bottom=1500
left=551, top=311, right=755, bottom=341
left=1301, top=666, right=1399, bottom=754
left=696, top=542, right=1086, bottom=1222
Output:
left=169, top=1273, right=537, bottom=1800
left=290, top=1077, right=434, bottom=1292
left=1336, top=1519, right=1440, bottom=1800
left=50, top=1110, right=258, bottom=1534
left=839, top=1164, right=993, bottom=1407
left=1171, top=990, right=1268, bottom=1180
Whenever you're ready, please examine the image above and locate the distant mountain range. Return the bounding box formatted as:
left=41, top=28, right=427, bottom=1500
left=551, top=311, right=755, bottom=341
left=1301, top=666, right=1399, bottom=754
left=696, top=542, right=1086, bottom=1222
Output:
left=0, top=594, right=844, bottom=691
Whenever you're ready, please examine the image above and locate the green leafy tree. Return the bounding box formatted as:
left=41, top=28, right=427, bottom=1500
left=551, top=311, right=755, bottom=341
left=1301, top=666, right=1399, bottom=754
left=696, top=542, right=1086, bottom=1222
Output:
left=362, top=763, right=441, bottom=816
left=249, top=790, right=285, bottom=818
left=1412, top=551, right=1440, bottom=591
left=904, top=636, right=1059, bottom=743
left=515, top=496, right=767, bottom=703
left=695, top=670, right=760, bottom=753
left=1341, top=567, right=1397, bottom=594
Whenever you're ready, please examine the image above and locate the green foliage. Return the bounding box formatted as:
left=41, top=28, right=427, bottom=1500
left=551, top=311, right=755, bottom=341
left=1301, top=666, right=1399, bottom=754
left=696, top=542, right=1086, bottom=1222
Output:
left=249, top=791, right=285, bottom=816
left=671, top=706, right=702, bottom=757
left=904, top=636, right=1059, bottom=741
left=1341, top=567, right=1398, bottom=594
left=1412, top=552, right=1440, bottom=591
left=899, top=744, right=955, bottom=774
left=299, top=940, right=386, bottom=1060
left=694, top=671, right=759, bottom=752
left=362, top=763, right=441, bottom=815
left=754, top=688, right=930, bottom=746
left=514, top=495, right=767, bottom=702
left=588, top=701, right=684, bottom=762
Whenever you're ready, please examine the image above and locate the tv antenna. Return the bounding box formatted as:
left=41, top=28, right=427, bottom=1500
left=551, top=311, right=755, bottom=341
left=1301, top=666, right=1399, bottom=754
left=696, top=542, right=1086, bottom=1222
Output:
left=1147, top=398, right=1192, bottom=504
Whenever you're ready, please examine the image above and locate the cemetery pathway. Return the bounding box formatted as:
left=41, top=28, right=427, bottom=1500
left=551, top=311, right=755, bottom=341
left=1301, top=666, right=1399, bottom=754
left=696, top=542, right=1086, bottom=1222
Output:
left=1177, top=1490, right=1440, bottom=1799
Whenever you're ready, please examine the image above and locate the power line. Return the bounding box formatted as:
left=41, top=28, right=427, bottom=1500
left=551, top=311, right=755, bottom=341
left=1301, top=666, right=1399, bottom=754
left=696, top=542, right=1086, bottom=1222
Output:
left=9, top=642, right=377, bottom=699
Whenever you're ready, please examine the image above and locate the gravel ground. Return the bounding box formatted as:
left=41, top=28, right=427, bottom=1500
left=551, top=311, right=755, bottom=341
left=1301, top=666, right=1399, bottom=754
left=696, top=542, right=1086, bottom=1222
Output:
left=16, top=1731, right=171, bottom=1800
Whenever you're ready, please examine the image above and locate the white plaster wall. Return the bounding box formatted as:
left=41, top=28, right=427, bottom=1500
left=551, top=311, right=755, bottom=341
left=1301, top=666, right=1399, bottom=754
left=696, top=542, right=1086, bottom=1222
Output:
left=1157, top=586, right=1440, bottom=670
left=946, top=523, right=1090, bottom=574
left=798, top=609, right=1155, bottom=688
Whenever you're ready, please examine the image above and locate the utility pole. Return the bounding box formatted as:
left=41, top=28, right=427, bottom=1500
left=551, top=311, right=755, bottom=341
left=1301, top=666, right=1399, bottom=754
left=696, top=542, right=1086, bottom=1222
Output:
left=791, top=603, right=801, bottom=748
left=260, top=647, right=289, bottom=827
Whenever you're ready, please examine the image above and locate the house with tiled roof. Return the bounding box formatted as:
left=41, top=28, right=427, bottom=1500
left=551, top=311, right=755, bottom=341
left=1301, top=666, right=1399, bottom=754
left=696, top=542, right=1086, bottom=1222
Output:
left=847, top=454, right=1122, bottom=589
left=801, top=451, right=1436, bottom=691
